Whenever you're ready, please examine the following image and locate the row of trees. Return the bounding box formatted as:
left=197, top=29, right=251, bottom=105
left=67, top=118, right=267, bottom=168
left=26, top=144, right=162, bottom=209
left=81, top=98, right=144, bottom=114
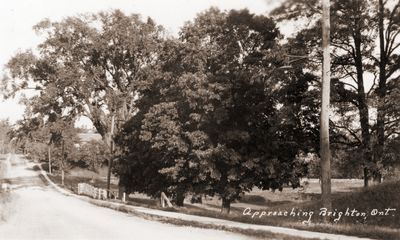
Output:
left=2, top=9, right=319, bottom=212
left=273, top=0, right=400, bottom=185
left=6, top=102, right=108, bottom=180
left=2, top=0, right=400, bottom=212
left=0, top=120, right=12, bottom=154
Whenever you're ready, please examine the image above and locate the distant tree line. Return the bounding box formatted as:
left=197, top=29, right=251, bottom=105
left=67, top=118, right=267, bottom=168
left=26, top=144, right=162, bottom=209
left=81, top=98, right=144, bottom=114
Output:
left=0, top=120, right=12, bottom=154
left=6, top=107, right=108, bottom=175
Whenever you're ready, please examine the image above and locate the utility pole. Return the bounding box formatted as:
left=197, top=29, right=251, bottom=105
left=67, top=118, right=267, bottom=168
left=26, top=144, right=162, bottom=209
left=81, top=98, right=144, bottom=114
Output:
left=48, top=144, right=52, bottom=175
left=61, top=139, right=65, bottom=186
left=320, top=0, right=332, bottom=214
left=106, top=114, right=115, bottom=198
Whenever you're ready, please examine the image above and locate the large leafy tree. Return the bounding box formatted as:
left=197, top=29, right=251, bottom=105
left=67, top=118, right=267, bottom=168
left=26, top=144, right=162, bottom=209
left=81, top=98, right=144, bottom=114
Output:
left=116, top=8, right=319, bottom=212
left=4, top=10, right=165, bottom=193
left=47, top=118, right=80, bottom=170
left=372, top=0, right=400, bottom=181
left=4, top=9, right=164, bottom=149
left=330, top=0, right=376, bottom=186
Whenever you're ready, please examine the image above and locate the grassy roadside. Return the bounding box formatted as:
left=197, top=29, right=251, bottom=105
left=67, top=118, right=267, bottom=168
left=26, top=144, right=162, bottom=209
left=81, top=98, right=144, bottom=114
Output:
left=157, top=181, right=400, bottom=240
left=87, top=199, right=321, bottom=240
left=0, top=156, right=13, bottom=222
left=44, top=167, right=399, bottom=240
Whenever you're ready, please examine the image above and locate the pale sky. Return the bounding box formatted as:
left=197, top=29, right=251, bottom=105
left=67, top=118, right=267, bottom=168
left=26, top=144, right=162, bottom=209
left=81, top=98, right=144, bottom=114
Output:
left=0, top=0, right=283, bottom=126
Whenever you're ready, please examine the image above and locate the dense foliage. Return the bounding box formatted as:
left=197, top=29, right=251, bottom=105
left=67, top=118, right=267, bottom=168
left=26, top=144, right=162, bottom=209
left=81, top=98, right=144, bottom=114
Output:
left=2, top=2, right=399, bottom=213
left=115, top=9, right=319, bottom=211
left=273, top=0, right=400, bottom=185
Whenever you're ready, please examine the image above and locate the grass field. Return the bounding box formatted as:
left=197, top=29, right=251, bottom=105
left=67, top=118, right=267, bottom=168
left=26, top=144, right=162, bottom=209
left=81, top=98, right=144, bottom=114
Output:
left=46, top=164, right=400, bottom=240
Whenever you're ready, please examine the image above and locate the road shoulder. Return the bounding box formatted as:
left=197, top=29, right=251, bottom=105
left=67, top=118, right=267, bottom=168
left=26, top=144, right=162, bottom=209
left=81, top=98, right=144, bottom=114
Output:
left=38, top=163, right=376, bottom=240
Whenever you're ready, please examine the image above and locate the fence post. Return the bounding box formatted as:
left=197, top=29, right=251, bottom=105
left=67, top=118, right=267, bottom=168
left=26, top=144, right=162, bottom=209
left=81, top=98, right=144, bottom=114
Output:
left=160, top=192, right=172, bottom=208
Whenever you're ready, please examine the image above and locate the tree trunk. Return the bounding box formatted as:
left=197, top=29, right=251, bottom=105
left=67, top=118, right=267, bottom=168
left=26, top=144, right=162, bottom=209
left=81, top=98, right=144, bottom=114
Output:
left=106, top=115, right=115, bottom=198
left=61, top=140, right=65, bottom=186
left=221, top=197, right=231, bottom=214
left=375, top=0, right=387, bottom=183
left=106, top=154, right=113, bottom=198
left=373, top=172, right=382, bottom=183
left=61, top=170, right=65, bottom=186
left=320, top=0, right=332, bottom=216
left=48, top=145, right=52, bottom=174
left=175, top=194, right=185, bottom=207
left=353, top=7, right=371, bottom=188
left=174, top=188, right=185, bottom=207
left=118, top=185, right=125, bottom=200
left=363, top=167, right=369, bottom=187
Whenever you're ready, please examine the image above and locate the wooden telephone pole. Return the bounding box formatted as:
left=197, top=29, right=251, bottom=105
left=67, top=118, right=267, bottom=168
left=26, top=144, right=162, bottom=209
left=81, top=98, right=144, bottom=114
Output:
left=320, top=0, right=332, bottom=213
left=48, top=144, right=52, bottom=175
left=106, top=114, right=115, bottom=198
left=61, top=139, right=65, bottom=186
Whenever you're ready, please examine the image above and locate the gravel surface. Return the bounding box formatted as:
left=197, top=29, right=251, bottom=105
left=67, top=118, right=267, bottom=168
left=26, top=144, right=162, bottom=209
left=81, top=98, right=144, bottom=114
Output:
left=0, top=154, right=253, bottom=240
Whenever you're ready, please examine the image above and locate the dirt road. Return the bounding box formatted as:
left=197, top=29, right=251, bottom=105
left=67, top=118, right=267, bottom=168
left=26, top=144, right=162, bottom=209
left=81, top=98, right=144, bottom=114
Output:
left=0, top=154, right=253, bottom=240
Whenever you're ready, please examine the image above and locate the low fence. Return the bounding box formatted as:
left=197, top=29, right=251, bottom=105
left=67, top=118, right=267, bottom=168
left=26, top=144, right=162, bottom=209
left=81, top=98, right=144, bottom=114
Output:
left=77, top=183, right=109, bottom=200
left=77, top=183, right=173, bottom=207
left=1, top=183, right=10, bottom=192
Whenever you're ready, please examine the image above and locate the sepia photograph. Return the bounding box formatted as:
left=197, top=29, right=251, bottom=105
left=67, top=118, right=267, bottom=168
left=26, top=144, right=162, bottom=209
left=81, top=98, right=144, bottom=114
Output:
left=0, top=0, right=399, bottom=239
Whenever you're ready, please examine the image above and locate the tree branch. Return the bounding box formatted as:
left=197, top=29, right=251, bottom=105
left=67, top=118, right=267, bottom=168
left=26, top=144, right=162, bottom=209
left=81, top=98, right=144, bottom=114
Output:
left=330, top=120, right=362, bottom=144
